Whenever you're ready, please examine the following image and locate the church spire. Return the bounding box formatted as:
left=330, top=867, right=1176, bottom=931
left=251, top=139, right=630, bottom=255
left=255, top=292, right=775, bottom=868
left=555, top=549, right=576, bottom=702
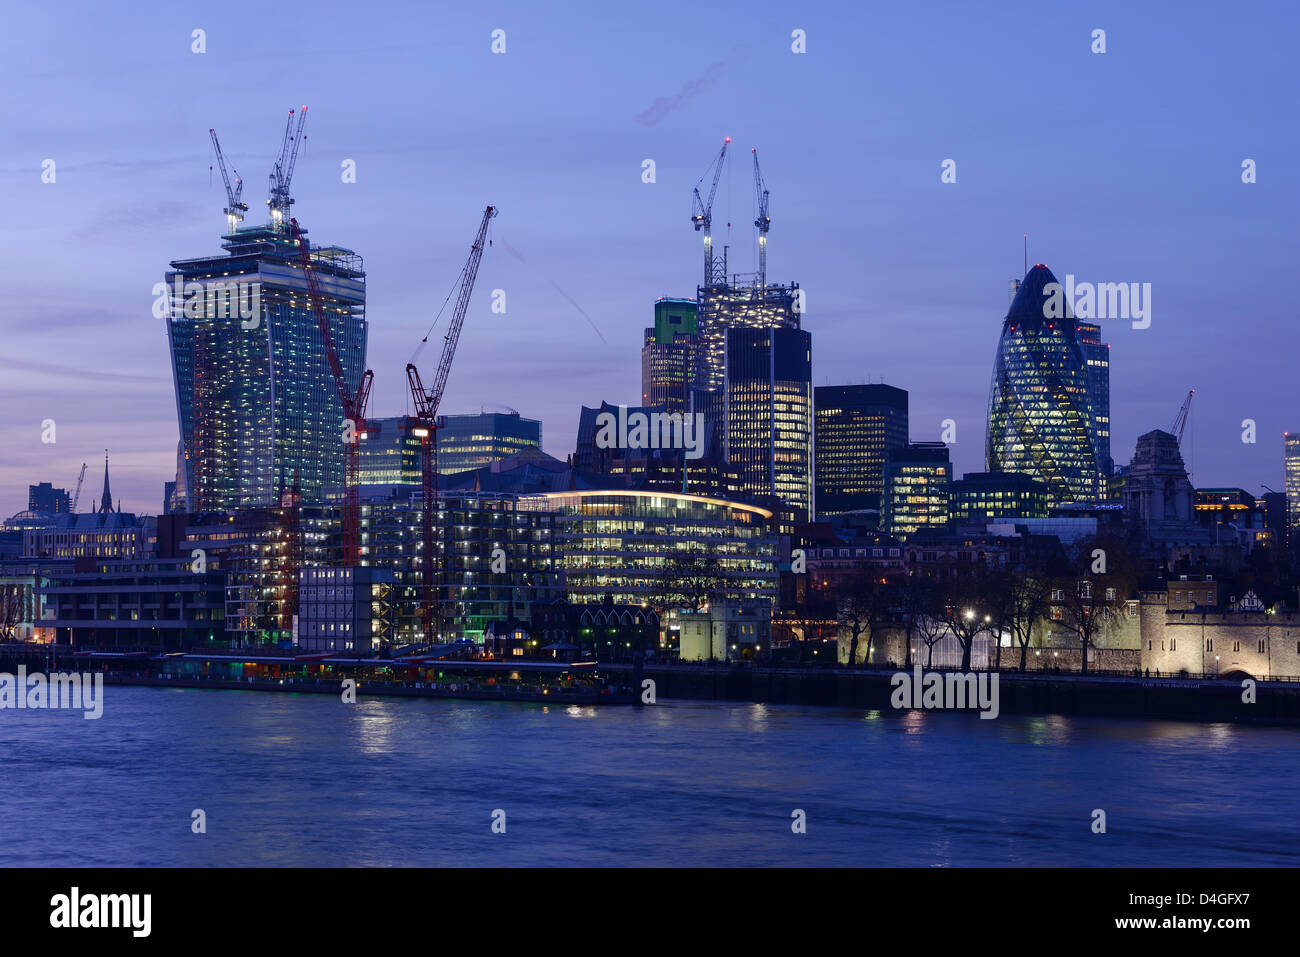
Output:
left=99, top=451, right=113, bottom=514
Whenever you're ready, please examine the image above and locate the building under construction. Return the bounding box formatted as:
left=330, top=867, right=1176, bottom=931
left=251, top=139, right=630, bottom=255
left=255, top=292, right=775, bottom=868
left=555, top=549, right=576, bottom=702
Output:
left=168, top=110, right=367, bottom=512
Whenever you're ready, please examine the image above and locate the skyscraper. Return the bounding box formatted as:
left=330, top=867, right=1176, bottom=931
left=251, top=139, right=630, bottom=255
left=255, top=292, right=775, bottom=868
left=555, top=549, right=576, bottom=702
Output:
left=987, top=264, right=1102, bottom=506
left=167, top=222, right=367, bottom=511
left=1076, top=321, right=1112, bottom=480
left=1285, top=432, right=1300, bottom=549
left=725, top=325, right=813, bottom=518
left=814, top=384, right=909, bottom=518
left=641, top=298, right=698, bottom=413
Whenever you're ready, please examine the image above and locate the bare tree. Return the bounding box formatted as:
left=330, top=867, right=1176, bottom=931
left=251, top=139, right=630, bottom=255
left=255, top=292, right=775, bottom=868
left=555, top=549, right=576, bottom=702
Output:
left=938, top=571, right=997, bottom=671
left=990, top=565, right=1053, bottom=672
left=665, top=551, right=727, bottom=613
left=0, top=586, right=23, bottom=641
left=1052, top=534, right=1137, bottom=674
left=837, top=573, right=896, bottom=668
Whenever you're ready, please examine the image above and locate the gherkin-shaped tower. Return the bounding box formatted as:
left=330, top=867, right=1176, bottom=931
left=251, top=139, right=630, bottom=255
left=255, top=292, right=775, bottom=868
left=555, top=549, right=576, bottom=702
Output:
left=986, top=264, right=1102, bottom=505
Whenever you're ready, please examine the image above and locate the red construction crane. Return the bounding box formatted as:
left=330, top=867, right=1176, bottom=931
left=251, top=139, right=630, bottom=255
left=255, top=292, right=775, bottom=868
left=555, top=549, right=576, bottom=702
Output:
left=290, top=216, right=373, bottom=566
left=406, top=205, right=498, bottom=642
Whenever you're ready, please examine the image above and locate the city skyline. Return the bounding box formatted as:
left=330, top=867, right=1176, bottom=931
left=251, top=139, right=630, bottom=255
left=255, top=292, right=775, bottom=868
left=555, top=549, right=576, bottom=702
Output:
left=2, top=1, right=1298, bottom=517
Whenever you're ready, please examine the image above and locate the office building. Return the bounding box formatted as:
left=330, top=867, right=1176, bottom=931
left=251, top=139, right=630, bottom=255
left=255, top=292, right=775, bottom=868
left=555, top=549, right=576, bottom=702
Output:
left=725, top=325, right=813, bottom=519
left=438, top=411, right=542, bottom=474
left=949, top=471, right=1049, bottom=525
left=1076, top=321, right=1112, bottom=480
left=641, top=298, right=699, bottom=413
left=28, top=483, right=71, bottom=516
left=358, top=415, right=424, bottom=488
left=1286, top=433, right=1300, bottom=549
left=881, top=442, right=951, bottom=539
left=814, top=384, right=909, bottom=517
left=987, top=264, right=1102, bottom=506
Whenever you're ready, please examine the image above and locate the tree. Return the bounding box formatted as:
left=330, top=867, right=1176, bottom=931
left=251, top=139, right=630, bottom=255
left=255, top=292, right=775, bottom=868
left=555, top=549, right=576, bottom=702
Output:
left=990, top=565, right=1052, bottom=672
left=837, top=573, right=896, bottom=668
left=899, top=575, right=945, bottom=669
left=1052, top=534, right=1137, bottom=674
left=0, top=586, right=23, bottom=641
left=665, top=551, right=727, bottom=613
left=938, top=571, right=997, bottom=672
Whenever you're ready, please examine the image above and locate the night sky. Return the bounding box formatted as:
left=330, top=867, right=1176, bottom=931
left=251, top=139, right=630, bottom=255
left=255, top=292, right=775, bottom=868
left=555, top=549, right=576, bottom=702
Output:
left=2, top=0, right=1297, bottom=516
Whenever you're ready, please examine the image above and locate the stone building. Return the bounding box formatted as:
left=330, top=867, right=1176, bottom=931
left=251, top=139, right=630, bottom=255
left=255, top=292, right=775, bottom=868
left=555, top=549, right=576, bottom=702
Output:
left=1139, top=587, right=1300, bottom=679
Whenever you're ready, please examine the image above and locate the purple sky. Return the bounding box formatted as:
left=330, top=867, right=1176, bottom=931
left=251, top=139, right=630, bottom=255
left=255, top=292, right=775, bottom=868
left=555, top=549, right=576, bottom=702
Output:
left=2, top=0, right=1297, bottom=516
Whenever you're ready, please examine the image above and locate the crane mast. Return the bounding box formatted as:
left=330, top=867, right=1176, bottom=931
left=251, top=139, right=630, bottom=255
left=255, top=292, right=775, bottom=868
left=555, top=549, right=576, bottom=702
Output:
left=1172, top=389, right=1195, bottom=445
left=691, top=138, right=730, bottom=287
left=268, top=107, right=308, bottom=228
left=406, top=205, right=498, bottom=642
left=290, top=217, right=373, bottom=567
left=70, top=463, right=87, bottom=513
left=209, top=128, right=248, bottom=232
left=751, top=147, right=770, bottom=288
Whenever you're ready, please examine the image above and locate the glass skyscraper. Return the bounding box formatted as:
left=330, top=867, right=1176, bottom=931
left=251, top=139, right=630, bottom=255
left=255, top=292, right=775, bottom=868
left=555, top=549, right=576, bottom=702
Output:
left=987, top=264, right=1102, bottom=506
left=438, top=411, right=543, bottom=474
left=167, top=223, right=367, bottom=511
left=641, top=298, right=698, bottom=413
left=1076, top=321, right=1112, bottom=480
left=725, top=325, right=813, bottom=519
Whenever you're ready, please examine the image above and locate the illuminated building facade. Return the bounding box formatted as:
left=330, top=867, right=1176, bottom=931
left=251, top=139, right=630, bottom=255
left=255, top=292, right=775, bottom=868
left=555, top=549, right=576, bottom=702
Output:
left=360, top=489, right=562, bottom=644
left=167, top=223, right=367, bottom=511
left=1076, top=321, right=1113, bottom=480
left=438, top=411, right=542, bottom=475
left=641, top=298, right=699, bottom=412
left=814, top=384, right=909, bottom=517
left=297, top=566, right=395, bottom=653
left=1286, top=433, right=1300, bottom=549
left=725, top=326, right=813, bottom=519
left=987, top=264, right=1102, bottom=506
left=949, top=471, right=1048, bottom=525
left=881, top=442, right=951, bottom=540
left=22, top=513, right=152, bottom=560
left=517, top=490, right=779, bottom=613
left=358, top=415, right=424, bottom=487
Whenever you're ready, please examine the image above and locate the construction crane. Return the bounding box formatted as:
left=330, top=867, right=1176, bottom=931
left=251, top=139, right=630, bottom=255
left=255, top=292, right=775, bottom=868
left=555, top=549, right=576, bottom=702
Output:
left=209, top=128, right=248, bottom=232
left=1171, top=389, right=1195, bottom=445
left=268, top=107, right=308, bottom=228
left=70, top=463, right=87, bottom=513
left=406, top=205, right=498, bottom=642
left=751, top=148, right=770, bottom=288
left=290, top=217, right=373, bottom=566
left=691, top=138, right=730, bottom=287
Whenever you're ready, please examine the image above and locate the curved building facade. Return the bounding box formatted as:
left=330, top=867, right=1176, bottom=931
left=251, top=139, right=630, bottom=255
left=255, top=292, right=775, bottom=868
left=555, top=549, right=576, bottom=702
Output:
left=986, top=264, right=1102, bottom=506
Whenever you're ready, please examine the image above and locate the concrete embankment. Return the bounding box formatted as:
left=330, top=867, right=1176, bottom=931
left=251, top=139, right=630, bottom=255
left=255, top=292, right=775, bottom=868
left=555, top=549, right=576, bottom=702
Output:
left=609, top=664, right=1300, bottom=726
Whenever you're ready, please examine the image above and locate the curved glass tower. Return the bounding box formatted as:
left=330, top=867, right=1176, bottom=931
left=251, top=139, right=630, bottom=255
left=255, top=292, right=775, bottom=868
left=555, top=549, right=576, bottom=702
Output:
left=986, top=264, right=1102, bottom=506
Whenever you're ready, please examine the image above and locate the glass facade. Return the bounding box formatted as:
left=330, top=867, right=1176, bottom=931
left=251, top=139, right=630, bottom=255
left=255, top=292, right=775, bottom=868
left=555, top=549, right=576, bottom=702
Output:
left=1285, top=433, right=1300, bottom=548
left=358, top=415, right=424, bottom=487
left=949, top=471, right=1049, bottom=524
left=725, top=326, right=813, bottom=519
left=641, top=298, right=698, bottom=412
left=881, top=443, right=951, bottom=539
left=814, top=384, right=909, bottom=517
left=438, top=412, right=543, bottom=475
left=1076, top=321, right=1112, bottom=480
left=517, top=490, right=778, bottom=612
left=987, top=264, right=1102, bottom=506
left=167, top=224, right=367, bottom=511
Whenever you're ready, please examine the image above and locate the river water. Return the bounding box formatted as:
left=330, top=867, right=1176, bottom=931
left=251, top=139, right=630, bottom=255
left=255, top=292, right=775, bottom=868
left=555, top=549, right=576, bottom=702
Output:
left=3, top=685, right=1296, bottom=866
